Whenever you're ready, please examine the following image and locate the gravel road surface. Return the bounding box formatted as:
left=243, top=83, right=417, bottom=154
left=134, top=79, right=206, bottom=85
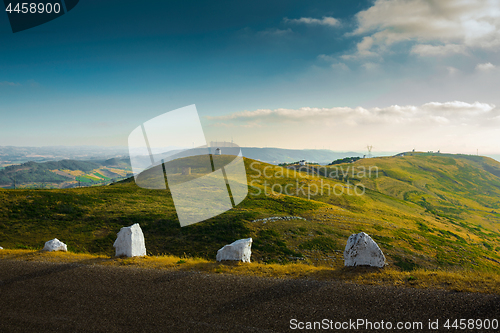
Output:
left=1, top=260, right=498, bottom=332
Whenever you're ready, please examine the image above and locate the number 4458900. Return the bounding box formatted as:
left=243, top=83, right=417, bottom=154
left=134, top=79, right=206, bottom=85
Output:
left=443, top=319, right=498, bottom=330
left=5, top=3, right=61, bottom=14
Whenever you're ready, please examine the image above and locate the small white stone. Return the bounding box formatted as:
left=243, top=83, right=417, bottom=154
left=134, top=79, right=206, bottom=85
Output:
left=0, top=246, right=3, bottom=250
left=344, top=232, right=385, bottom=268
left=113, top=223, right=146, bottom=257
left=216, top=238, right=252, bottom=263
left=43, top=238, right=67, bottom=252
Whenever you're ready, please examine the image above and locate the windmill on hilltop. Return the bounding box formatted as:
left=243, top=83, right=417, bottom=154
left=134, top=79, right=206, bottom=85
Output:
left=367, top=145, right=373, bottom=158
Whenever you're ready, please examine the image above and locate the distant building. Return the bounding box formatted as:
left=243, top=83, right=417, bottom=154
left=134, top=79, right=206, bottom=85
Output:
left=215, top=148, right=221, bottom=155
left=299, top=160, right=306, bottom=166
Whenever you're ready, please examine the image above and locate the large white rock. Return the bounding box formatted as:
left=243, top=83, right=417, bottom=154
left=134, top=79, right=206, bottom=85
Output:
left=113, top=223, right=146, bottom=257
left=43, top=238, right=68, bottom=252
left=0, top=246, right=3, bottom=250
left=216, top=238, right=252, bottom=263
left=344, top=232, right=385, bottom=268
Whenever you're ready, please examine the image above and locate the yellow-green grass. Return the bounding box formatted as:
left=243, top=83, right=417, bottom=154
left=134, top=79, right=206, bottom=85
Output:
left=1, top=155, right=499, bottom=276
left=62, top=169, right=86, bottom=176
left=246, top=157, right=500, bottom=271
left=1, top=249, right=499, bottom=294
left=60, top=168, right=126, bottom=183
left=102, top=167, right=129, bottom=177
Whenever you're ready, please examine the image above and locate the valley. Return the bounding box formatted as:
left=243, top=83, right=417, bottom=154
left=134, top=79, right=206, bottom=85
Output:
left=0, top=153, right=499, bottom=279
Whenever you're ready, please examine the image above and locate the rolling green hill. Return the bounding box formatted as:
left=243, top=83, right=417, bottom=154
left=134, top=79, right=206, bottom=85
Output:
left=0, top=158, right=132, bottom=188
left=0, top=154, right=499, bottom=274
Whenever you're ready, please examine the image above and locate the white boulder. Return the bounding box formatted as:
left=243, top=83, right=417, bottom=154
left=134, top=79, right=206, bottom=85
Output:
left=0, top=246, right=3, bottom=250
left=113, top=223, right=146, bottom=257
left=216, top=238, right=252, bottom=263
left=344, top=232, right=385, bottom=268
left=43, top=238, right=68, bottom=252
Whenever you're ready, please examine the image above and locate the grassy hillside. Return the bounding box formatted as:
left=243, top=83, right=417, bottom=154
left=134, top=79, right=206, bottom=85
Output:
left=0, top=158, right=132, bottom=188
left=0, top=154, right=499, bottom=275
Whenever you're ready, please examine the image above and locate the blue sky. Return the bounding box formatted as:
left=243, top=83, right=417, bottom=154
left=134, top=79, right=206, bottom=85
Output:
left=1, top=0, right=499, bottom=154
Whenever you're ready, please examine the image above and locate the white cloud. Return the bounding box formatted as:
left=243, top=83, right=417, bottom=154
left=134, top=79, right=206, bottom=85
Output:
left=318, top=55, right=350, bottom=70
left=207, top=101, right=497, bottom=126
left=285, top=16, right=340, bottom=27
left=331, top=62, right=349, bottom=71
left=422, top=101, right=495, bottom=113
left=0, top=81, right=20, bottom=86
left=411, top=44, right=467, bottom=56
left=357, top=36, right=377, bottom=57
left=350, top=0, right=500, bottom=57
left=361, top=62, right=380, bottom=71
left=206, top=101, right=500, bottom=153
left=241, top=121, right=264, bottom=128
left=207, top=122, right=235, bottom=128
left=446, top=66, right=459, bottom=75
left=476, top=62, right=496, bottom=71
left=318, top=54, right=335, bottom=62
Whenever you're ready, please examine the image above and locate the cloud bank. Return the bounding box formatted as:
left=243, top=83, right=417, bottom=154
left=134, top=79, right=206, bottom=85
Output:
left=205, top=101, right=500, bottom=153
left=351, top=0, right=500, bottom=57
left=208, top=101, right=497, bottom=126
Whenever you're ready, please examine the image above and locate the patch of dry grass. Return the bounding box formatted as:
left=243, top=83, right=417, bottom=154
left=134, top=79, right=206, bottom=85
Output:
left=2, top=249, right=499, bottom=294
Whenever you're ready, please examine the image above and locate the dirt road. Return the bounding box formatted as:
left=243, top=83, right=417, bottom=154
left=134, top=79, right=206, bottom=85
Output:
left=1, top=260, right=498, bottom=332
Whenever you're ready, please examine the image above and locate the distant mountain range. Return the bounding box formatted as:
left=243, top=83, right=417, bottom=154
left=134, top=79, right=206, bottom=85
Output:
left=240, top=147, right=367, bottom=164
left=0, top=146, right=129, bottom=166
left=0, top=145, right=394, bottom=166
left=0, top=146, right=391, bottom=188
left=5, top=145, right=498, bottom=189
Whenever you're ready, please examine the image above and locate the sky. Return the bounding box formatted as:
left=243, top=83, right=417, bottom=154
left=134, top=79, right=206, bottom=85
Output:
left=0, top=0, right=499, bottom=155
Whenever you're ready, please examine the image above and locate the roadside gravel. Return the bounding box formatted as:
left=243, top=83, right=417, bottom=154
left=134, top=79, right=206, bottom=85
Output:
left=1, top=260, right=498, bottom=332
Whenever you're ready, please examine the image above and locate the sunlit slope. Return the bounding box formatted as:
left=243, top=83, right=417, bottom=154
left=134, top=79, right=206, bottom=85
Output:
left=0, top=155, right=499, bottom=273
left=316, top=153, right=500, bottom=268
left=325, top=153, right=500, bottom=233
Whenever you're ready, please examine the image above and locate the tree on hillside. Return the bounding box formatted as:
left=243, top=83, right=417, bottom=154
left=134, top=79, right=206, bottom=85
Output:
left=328, top=157, right=361, bottom=165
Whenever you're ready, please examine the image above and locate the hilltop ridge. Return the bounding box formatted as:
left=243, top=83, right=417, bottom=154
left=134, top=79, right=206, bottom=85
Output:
left=0, top=153, right=499, bottom=274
